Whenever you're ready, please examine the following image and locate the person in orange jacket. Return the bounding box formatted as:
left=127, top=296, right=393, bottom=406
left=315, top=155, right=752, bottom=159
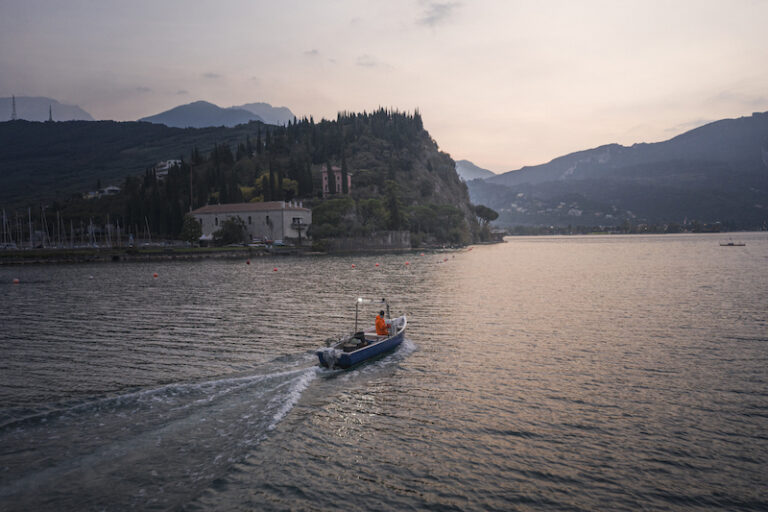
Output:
left=375, top=310, right=389, bottom=336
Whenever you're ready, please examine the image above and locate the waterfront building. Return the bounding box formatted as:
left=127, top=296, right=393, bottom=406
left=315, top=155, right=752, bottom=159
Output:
left=190, top=201, right=311, bottom=244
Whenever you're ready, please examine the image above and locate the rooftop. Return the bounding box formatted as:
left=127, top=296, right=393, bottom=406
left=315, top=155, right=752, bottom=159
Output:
left=190, top=201, right=309, bottom=215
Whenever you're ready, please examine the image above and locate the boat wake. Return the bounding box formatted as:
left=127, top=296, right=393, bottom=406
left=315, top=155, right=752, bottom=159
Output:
left=0, top=357, right=320, bottom=511
left=0, top=337, right=415, bottom=511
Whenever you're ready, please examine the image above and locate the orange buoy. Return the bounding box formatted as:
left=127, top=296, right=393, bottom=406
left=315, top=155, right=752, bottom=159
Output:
left=375, top=263, right=380, bottom=267
left=351, top=264, right=356, bottom=268
left=246, top=259, right=250, bottom=265
left=12, top=278, right=20, bottom=284
left=405, top=261, right=410, bottom=266
left=273, top=267, right=278, bottom=272
left=153, top=273, right=158, bottom=278
left=420, top=252, right=425, bottom=256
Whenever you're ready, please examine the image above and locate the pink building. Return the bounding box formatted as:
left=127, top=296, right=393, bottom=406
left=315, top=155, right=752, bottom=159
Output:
left=321, top=166, right=351, bottom=198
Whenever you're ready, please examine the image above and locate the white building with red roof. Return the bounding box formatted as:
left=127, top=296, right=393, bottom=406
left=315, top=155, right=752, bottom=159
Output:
left=190, top=201, right=311, bottom=244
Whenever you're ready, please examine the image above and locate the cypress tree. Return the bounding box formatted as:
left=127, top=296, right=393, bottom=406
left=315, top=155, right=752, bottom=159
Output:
left=326, top=161, right=333, bottom=195
left=267, top=167, right=275, bottom=201
left=386, top=183, right=401, bottom=230
left=301, top=161, right=313, bottom=196
left=341, top=153, right=349, bottom=194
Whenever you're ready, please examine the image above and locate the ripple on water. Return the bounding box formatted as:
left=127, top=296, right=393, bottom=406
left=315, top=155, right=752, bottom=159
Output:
left=2, top=234, right=768, bottom=511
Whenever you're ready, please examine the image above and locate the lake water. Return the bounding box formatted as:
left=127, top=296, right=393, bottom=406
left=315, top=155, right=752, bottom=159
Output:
left=1, top=233, right=767, bottom=511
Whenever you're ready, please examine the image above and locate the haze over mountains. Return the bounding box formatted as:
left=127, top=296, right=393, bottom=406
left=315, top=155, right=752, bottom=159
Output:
left=455, top=160, right=495, bottom=181
left=2, top=96, right=297, bottom=127
left=139, top=101, right=296, bottom=128
left=467, top=112, right=768, bottom=229
left=233, top=102, right=295, bottom=126
left=1, top=96, right=94, bottom=121
left=2, top=96, right=767, bottom=230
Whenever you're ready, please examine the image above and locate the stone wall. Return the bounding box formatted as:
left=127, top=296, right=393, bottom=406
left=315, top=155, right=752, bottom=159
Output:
left=326, top=231, right=411, bottom=252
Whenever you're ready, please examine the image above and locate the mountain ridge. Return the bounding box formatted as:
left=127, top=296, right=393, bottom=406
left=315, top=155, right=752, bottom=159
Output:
left=0, top=96, right=94, bottom=122
left=489, top=112, right=768, bottom=188
left=231, top=102, right=295, bottom=125
left=138, top=101, right=263, bottom=128
left=455, top=159, right=495, bottom=181
left=138, top=100, right=297, bottom=128
left=468, top=111, right=768, bottom=229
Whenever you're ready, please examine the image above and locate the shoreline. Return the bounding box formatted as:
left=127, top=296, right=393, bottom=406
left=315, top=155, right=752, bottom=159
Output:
left=0, top=244, right=468, bottom=266
left=0, top=246, right=277, bottom=266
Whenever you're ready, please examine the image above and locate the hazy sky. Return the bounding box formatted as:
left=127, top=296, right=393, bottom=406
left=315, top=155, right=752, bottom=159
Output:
left=2, top=0, right=767, bottom=171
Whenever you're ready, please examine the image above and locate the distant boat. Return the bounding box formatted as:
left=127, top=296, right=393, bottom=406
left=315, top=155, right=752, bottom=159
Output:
left=316, top=298, right=407, bottom=369
left=719, top=239, right=745, bottom=246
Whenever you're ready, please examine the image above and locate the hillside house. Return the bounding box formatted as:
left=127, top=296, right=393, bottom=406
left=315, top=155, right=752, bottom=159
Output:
left=85, top=185, right=121, bottom=199
left=154, top=159, right=182, bottom=181
left=190, top=201, right=311, bottom=244
left=321, top=166, right=351, bottom=198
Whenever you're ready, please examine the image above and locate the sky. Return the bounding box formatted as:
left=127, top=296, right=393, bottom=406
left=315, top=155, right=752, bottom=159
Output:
left=2, top=0, right=768, bottom=172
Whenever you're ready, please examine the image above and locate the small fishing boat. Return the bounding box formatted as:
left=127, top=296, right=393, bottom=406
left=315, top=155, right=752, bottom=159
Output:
left=719, top=239, right=746, bottom=246
left=316, top=298, right=407, bottom=369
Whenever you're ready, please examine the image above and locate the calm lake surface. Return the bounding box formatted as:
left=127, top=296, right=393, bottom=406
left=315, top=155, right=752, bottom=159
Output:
left=1, top=233, right=767, bottom=511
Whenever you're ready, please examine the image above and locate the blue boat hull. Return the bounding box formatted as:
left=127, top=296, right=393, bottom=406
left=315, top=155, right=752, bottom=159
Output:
left=316, top=316, right=406, bottom=369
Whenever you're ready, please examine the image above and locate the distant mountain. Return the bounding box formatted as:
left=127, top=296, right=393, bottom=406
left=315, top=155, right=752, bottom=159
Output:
left=0, top=96, right=93, bottom=121
left=231, top=102, right=295, bottom=125
left=139, top=101, right=263, bottom=128
left=455, top=160, right=495, bottom=181
left=468, top=112, right=768, bottom=229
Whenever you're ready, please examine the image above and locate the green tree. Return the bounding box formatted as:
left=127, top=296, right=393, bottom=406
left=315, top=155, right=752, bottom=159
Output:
left=179, top=215, right=202, bottom=243
left=474, top=204, right=499, bottom=225
left=309, top=197, right=356, bottom=238
left=214, top=217, right=247, bottom=245
left=358, top=198, right=388, bottom=232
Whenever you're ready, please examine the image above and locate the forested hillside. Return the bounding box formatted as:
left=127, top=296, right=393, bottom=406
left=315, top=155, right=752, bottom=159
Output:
left=0, top=110, right=482, bottom=245
left=0, top=120, right=262, bottom=207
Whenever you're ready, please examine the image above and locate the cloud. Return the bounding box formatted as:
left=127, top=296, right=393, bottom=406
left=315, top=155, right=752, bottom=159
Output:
left=135, top=86, right=151, bottom=93
left=709, top=90, right=767, bottom=109
left=417, top=2, right=460, bottom=27
left=356, top=54, right=381, bottom=68
left=202, top=72, right=221, bottom=79
left=664, top=119, right=712, bottom=133
left=304, top=49, right=320, bottom=57
left=175, top=89, right=189, bottom=95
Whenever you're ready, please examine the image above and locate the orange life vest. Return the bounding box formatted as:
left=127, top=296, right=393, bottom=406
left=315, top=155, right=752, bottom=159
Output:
left=375, top=315, right=389, bottom=336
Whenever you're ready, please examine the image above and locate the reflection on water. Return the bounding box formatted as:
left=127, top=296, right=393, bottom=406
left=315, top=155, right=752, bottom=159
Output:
left=1, top=233, right=767, bottom=511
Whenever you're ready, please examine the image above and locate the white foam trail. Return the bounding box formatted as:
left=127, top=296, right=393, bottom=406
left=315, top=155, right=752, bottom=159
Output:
left=0, top=366, right=313, bottom=431
left=267, top=367, right=318, bottom=431
left=317, top=347, right=343, bottom=367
